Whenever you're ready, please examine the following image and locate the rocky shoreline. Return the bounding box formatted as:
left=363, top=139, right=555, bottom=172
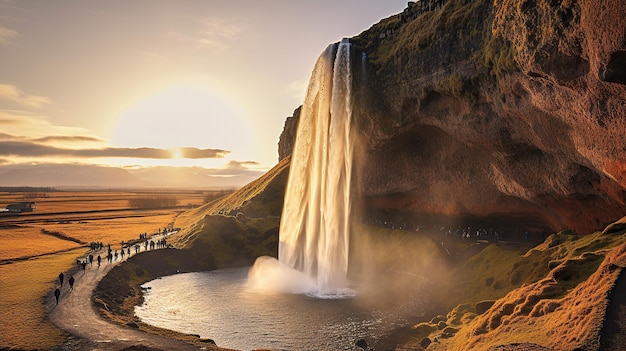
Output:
left=91, top=248, right=225, bottom=350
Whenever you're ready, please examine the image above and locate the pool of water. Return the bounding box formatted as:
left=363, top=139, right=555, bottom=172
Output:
left=135, top=267, right=429, bottom=351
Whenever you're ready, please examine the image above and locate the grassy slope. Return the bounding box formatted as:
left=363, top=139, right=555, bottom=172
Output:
left=404, top=219, right=626, bottom=350
left=171, top=157, right=290, bottom=268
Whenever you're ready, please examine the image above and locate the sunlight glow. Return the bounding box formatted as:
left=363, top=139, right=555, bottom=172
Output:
left=109, top=84, right=254, bottom=167
left=172, top=148, right=183, bottom=159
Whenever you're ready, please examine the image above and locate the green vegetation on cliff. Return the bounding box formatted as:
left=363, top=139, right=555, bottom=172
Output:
left=354, top=0, right=516, bottom=90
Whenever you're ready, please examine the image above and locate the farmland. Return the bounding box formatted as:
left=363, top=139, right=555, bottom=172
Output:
left=0, top=188, right=221, bottom=350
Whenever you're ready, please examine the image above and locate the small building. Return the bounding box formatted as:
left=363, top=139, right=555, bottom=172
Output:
left=6, top=202, right=36, bottom=213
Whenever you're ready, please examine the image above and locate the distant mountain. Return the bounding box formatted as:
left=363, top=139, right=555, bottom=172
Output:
left=0, top=164, right=264, bottom=189
left=128, top=166, right=264, bottom=189
left=0, top=164, right=146, bottom=188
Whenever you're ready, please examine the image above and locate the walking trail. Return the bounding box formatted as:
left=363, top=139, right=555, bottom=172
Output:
left=47, top=239, right=209, bottom=351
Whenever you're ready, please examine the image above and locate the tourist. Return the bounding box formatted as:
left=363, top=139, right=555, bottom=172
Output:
left=58, top=272, right=64, bottom=286
left=68, top=276, right=75, bottom=291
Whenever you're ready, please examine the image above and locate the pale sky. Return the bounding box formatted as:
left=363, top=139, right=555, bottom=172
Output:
left=0, top=0, right=404, bottom=181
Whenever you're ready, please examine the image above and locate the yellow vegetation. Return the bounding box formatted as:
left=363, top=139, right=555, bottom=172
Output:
left=0, top=189, right=205, bottom=350
left=405, top=220, right=626, bottom=350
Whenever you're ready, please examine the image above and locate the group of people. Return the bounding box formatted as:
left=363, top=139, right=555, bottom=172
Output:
left=53, top=229, right=174, bottom=306
left=366, top=217, right=543, bottom=244
left=53, top=272, right=75, bottom=305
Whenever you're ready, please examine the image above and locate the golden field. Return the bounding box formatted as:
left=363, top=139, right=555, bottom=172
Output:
left=0, top=189, right=212, bottom=350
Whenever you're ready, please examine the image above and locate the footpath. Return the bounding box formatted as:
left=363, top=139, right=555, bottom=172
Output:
left=46, top=234, right=207, bottom=351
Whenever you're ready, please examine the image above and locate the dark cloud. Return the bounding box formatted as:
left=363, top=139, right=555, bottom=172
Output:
left=73, top=147, right=174, bottom=159
left=33, top=135, right=104, bottom=143
left=178, top=147, right=230, bottom=159
left=0, top=141, right=230, bottom=159
left=0, top=132, right=18, bottom=140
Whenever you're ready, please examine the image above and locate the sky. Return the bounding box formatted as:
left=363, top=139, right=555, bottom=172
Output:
left=0, top=0, right=405, bottom=187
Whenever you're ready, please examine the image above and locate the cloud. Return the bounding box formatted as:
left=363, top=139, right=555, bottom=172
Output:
left=0, top=84, right=53, bottom=109
left=32, top=135, right=104, bottom=144
left=0, top=141, right=230, bottom=159
left=177, top=147, right=230, bottom=159
left=0, top=26, right=18, bottom=45
left=0, top=132, right=19, bottom=140
left=0, top=130, right=103, bottom=145
left=226, top=160, right=260, bottom=169
left=167, top=18, right=244, bottom=50
left=0, top=110, right=96, bottom=139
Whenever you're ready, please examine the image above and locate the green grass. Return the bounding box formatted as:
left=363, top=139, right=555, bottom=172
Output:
left=186, top=214, right=279, bottom=269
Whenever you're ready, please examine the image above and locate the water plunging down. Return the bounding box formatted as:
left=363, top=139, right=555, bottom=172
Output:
left=248, top=39, right=355, bottom=297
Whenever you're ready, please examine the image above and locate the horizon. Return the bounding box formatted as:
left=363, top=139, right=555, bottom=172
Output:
left=0, top=1, right=405, bottom=188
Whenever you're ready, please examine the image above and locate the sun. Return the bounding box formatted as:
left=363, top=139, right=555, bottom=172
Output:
left=172, top=148, right=183, bottom=159
left=109, top=83, right=254, bottom=166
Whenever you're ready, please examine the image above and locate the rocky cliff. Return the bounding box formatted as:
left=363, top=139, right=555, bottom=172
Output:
left=281, top=0, right=626, bottom=233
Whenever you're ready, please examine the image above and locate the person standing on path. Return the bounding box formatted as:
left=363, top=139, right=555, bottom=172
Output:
left=68, top=276, right=75, bottom=291
left=58, top=272, right=64, bottom=286
left=54, top=288, right=61, bottom=305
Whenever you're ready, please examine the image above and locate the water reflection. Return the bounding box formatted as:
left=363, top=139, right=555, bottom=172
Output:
left=135, top=267, right=427, bottom=351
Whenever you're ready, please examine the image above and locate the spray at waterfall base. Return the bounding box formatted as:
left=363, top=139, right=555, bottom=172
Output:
left=247, top=39, right=441, bottom=302
left=247, top=38, right=355, bottom=298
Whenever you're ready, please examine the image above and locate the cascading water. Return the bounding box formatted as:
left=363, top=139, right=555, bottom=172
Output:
left=248, top=39, right=355, bottom=297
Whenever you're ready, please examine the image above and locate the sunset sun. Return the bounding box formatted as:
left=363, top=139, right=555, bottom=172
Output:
left=109, top=84, right=254, bottom=167
left=172, top=148, right=183, bottom=159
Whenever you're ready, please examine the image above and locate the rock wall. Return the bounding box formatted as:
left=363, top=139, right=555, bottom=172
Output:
left=277, top=106, right=301, bottom=161
left=279, top=0, right=626, bottom=233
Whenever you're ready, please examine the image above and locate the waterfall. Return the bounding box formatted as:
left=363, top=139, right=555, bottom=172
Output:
left=279, top=38, right=354, bottom=296
left=247, top=39, right=355, bottom=297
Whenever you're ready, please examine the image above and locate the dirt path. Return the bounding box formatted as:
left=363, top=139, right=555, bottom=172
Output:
left=47, top=243, right=208, bottom=350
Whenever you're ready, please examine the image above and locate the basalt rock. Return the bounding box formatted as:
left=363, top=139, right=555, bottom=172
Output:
left=277, top=106, right=301, bottom=161
left=280, top=0, right=626, bottom=233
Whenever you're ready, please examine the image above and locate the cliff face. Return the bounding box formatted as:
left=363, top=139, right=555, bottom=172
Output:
left=278, top=0, right=626, bottom=233
left=278, top=107, right=301, bottom=161
left=343, top=0, right=626, bottom=233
